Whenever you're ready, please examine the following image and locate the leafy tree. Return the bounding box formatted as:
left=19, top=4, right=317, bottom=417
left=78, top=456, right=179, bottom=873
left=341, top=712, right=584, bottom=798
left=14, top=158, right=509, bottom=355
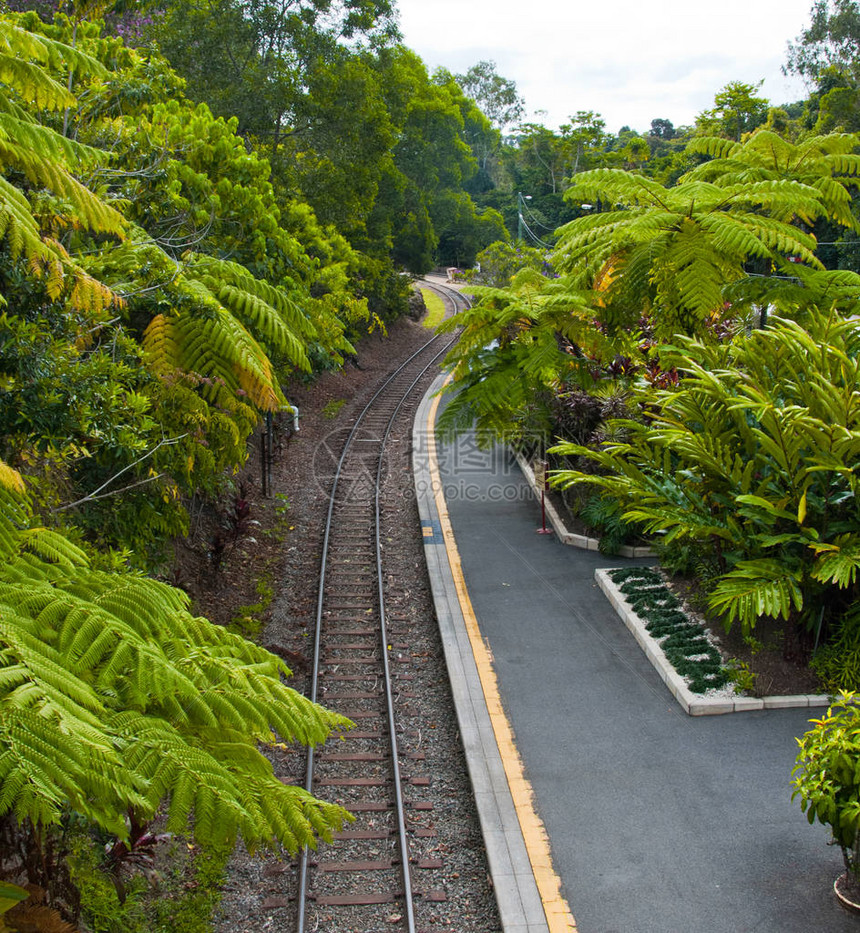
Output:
left=812, top=73, right=860, bottom=132
left=456, top=59, right=525, bottom=130
left=144, top=0, right=398, bottom=144
left=618, top=133, right=651, bottom=169
left=649, top=118, right=676, bottom=141
left=432, top=191, right=507, bottom=268
left=434, top=65, right=500, bottom=188
left=497, top=112, right=613, bottom=237
left=363, top=47, right=484, bottom=273
left=462, top=240, right=547, bottom=287
left=0, top=10, right=364, bottom=557
left=563, top=110, right=609, bottom=174
left=786, top=0, right=860, bottom=82
left=277, top=52, right=394, bottom=239
left=641, top=120, right=695, bottom=185
left=695, top=80, right=770, bottom=141
left=507, top=121, right=569, bottom=195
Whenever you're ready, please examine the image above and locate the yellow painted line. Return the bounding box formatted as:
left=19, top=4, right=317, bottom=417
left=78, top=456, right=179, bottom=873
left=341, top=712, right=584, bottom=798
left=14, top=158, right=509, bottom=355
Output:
left=426, top=381, right=578, bottom=933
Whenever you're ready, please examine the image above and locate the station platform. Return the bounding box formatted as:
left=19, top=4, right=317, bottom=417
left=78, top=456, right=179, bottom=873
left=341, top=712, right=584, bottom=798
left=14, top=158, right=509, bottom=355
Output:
left=413, top=373, right=857, bottom=933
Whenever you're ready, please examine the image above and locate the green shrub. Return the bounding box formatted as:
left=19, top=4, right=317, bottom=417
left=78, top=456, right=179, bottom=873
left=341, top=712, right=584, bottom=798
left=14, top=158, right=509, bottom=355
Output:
left=794, top=693, right=860, bottom=881
left=67, top=829, right=229, bottom=933
left=554, top=311, right=860, bottom=644
left=813, top=608, right=860, bottom=693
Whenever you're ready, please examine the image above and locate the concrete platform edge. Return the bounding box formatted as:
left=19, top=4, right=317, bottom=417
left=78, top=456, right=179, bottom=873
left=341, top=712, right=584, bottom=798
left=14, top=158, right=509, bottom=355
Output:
left=413, top=373, right=570, bottom=933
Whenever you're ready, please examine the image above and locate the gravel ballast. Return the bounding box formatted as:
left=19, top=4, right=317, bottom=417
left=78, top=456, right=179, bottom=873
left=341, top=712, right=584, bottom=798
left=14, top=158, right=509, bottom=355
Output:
left=212, top=317, right=502, bottom=932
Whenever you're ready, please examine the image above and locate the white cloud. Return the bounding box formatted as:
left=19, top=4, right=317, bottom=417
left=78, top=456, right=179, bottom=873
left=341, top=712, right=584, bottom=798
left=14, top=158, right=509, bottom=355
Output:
left=396, top=0, right=813, bottom=132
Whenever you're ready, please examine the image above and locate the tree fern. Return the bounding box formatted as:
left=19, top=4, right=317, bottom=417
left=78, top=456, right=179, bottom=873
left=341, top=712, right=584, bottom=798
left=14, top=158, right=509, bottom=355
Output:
left=96, top=233, right=310, bottom=414
left=557, top=142, right=848, bottom=338
left=0, top=478, right=352, bottom=852
left=0, top=11, right=126, bottom=316
left=437, top=269, right=603, bottom=443
left=686, top=130, right=860, bottom=230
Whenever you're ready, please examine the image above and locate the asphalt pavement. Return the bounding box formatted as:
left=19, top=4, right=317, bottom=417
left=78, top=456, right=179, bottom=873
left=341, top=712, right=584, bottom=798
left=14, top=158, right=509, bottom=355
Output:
left=416, top=375, right=857, bottom=933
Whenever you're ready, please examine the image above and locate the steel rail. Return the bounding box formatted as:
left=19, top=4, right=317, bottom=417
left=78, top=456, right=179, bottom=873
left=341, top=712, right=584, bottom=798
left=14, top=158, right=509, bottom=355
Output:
left=295, top=292, right=465, bottom=932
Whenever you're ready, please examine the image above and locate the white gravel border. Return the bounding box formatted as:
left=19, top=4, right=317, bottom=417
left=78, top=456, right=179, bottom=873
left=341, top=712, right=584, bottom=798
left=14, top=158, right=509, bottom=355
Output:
left=595, top=569, right=833, bottom=717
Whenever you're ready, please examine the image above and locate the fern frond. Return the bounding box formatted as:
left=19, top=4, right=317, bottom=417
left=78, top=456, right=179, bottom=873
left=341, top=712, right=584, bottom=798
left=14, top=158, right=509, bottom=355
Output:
left=0, top=174, right=50, bottom=262
left=187, top=253, right=316, bottom=340
left=0, top=477, right=353, bottom=852
left=0, top=112, right=105, bottom=173
left=708, top=560, right=804, bottom=629
left=18, top=528, right=88, bottom=568
left=685, top=135, right=742, bottom=161
left=0, top=53, right=75, bottom=111
left=0, top=461, right=25, bottom=495
left=212, top=283, right=311, bottom=370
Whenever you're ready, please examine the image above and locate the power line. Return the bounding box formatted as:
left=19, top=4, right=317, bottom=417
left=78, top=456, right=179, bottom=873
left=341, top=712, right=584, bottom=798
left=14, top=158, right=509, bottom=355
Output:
left=520, top=197, right=557, bottom=233
left=519, top=215, right=553, bottom=250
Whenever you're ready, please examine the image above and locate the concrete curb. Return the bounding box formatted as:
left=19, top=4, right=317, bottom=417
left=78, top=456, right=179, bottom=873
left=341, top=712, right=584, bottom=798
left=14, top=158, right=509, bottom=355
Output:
left=595, top=568, right=832, bottom=717
left=513, top=452, right=655, bottom=559
left=413, top=373, right=557, bottom=933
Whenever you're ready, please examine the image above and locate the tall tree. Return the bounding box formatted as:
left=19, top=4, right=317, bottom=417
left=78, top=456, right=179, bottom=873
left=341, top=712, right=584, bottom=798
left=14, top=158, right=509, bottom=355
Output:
left=562, top=110, right=608, bottom=174
left=695, top=80, right=770, bottom=140
left=456, top=59, right=525, bottom=130
left=146, top=0, right=399, bottom=144
left=786, top=0, right=860, bottom=81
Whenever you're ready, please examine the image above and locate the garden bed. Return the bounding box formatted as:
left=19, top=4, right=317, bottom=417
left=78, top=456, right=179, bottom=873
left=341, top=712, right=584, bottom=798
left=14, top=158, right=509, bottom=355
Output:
left=597, top=566, right=831, bottom=716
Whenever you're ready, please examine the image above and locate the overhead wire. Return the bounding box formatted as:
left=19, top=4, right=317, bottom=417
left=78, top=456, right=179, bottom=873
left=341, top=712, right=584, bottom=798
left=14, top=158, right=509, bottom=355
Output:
left=518, top=214, right=553, bottom=249
left=520, top=196, right=557, bottom=233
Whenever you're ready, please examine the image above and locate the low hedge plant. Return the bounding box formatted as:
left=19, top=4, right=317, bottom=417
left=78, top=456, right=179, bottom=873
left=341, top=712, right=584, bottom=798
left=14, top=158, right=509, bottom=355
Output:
left=609, top=567, right=729, bottom=694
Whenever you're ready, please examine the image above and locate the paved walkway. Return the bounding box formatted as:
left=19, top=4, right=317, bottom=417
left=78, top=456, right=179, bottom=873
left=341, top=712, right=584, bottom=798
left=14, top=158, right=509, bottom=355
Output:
left=413, top=374, right=856, bottom=933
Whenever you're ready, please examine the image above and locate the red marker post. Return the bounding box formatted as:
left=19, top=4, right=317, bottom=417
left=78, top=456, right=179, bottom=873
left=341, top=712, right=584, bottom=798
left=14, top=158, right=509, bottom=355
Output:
left=534, top=460, right=553, bottom=535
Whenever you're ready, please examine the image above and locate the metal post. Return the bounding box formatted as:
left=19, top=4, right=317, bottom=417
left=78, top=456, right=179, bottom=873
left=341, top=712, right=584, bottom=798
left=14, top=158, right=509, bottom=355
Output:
left=517, top=192, right=524, bottom=243
left=534, top=460, right=552, bottom=534
left=260, top=430, right=267, bottom=498
left=265, top=411, right=273, bottom=497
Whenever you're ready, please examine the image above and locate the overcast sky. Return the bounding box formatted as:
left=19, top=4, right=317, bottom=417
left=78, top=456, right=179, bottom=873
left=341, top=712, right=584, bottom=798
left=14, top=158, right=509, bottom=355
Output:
left=394, top=0, right=816, bottom=134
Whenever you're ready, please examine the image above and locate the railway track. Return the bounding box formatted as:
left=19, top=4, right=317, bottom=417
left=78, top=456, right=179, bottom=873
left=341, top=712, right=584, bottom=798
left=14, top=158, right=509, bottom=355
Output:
left=294, top=281, right=469, bottom=933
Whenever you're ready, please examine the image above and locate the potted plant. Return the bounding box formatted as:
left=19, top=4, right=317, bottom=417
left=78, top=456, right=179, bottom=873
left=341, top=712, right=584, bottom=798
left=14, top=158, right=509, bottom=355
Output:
left=793, top=692, right=860, bottom=911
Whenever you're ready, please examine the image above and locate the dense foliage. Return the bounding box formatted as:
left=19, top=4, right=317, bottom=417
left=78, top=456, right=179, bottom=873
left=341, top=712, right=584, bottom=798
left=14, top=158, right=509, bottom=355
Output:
left=437, top=5, right=860, bottom=675
left=793, top=693, right=860, bottom=882
left=7, top=0, right=860, bottom=920
left=552, top=312, right=860, bottom=644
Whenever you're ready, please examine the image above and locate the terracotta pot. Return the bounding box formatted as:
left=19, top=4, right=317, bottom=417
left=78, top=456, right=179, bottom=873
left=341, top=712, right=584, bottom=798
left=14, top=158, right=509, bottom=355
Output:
left=834, top=872, right=860, bottom=914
